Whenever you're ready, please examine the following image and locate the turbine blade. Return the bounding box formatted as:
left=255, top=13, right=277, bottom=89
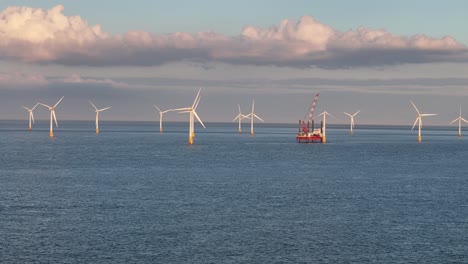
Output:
left=192, top=88, right=202, bottom=109
left=327, top=112, right=337, bottom=120
left=22, top=106, right=30, bottom=111
left=238, top=104, right=241, bottom=115
left=421, top=114, right=437, bottom=117
left=253, top=114, right=264, bottom=122
left=193, top=95, right=202, bottom=110
left=410, top=101, right=420, bottom=115
left=450, top=118, right=458, bottom=124
left=52, top=110, right=58, bottom=127
left=38, top=103, right=51, bottom=108
left=99, top=107, right=111, bottom=112
left=353, top=110, right=361, bottom=116
left=162, top=109, right=174, bottom=114
left=154, top=105, right=161, bottom=112
left=32, top=103, right=39, bottom=111
left=193, top=110, right=206, bottom=128
left=233, top=114, right=241, bottom=122
left=31, top=112, right=35, bottom=123
left=412, top=117, right=419, bottom=130
left=89, top=100, right=98, bottom=110
left=53, top=96, right=64, bottom=109
left=252, top=99, right=255, bottom=113
left=462, top=118, right=468, bottom=124
left=344, top=112, right=352, bottom=117
left=172, top=107, right=190, bottom=111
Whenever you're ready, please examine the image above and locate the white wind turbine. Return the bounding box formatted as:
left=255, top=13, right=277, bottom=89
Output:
left=22, top=103, right=39, bottom=131
left=450, top=106, right=468, bottom=137
left=344, top=110, right=360, bottom=135
left=247, top=100, right=264, bottom=136
left=38, top=96, right=64, bottom=138
left=411, top=101, right=437, bottom=142
left=232, top=104, right=250, bottom=133
left=154, top=105, right=174, bottom=133
left=316, top=111, right=335, bottom=143
left=90, top=101, right=111, bottom=134
left=173, top=89, right=206, bottom=144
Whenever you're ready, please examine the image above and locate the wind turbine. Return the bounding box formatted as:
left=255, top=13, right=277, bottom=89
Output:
left=22, top=103, right=39, bottom=131
left=90, top=101, right=111, bottom=134
left=247, top=100, right=264, bottom=136
left=38, top=96, right=64, bottom=138
left=232, top=104, right=250, bottom=133
left=173, top=89, right=206, bottom=144
left=411, top=101, right=436, bottom=142
left=316, top=111, right=335, bottom=143
left=450, top=106, right=468, bottom=137
left=344, top=110, right=360, bottom=135
left=154, top=105, right=174, bottom=133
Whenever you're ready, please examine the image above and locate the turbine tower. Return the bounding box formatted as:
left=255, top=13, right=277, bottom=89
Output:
left=411, top=101, right=436, bottom=142
left=90, top=101, right=111, bottom=134
left=154, top=105, right=174, bottom=133
left=247, top=100, right=264, bottom=136
left=38, top=96, right=64, bottom=138
left=22, top=103, right=39, bottom=131
left=316, top=111, right=335, bottom=143
left=344, top=110, right=360, bottom=135
left=450, top=106, right=468, bottom=137
left=232, top=104, right=250, bottom=133
left=173, top=89, right=206, bottom=144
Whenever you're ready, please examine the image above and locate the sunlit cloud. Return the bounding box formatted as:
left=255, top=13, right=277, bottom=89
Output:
left=0, top=5, right=466, bottom=68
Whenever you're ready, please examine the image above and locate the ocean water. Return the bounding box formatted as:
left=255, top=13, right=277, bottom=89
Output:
left=0, top=120, right=467, bottom=263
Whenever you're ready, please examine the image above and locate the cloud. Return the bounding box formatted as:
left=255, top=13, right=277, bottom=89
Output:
left=0, top=5, right=466, bottom=67
left=2, top=70, right=468, bottom=97
left=0, top=71, right=163, bottom=90
left=0, top=72, right=48, bottom=88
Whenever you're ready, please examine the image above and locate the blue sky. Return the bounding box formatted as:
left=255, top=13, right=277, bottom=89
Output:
left=0, top=1, right=467, bottom=125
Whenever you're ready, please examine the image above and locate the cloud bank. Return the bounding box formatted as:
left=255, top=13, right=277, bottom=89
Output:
left=0, top=5, right=466, bottom=67
left=2, top=71, right=468, bottom=97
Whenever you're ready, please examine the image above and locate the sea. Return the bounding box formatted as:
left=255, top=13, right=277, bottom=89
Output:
left=0, top=120, right=467, bottom=263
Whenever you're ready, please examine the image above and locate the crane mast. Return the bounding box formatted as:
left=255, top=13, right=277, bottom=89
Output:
left=299, top=92, right=319, bottom=134
left=304, top=92, right=320, bottom=122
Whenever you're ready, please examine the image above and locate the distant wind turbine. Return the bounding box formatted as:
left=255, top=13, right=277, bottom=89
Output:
left=344, top=110, right=360, bottom=135
left=316, top=111, right=335, bottom=143
left=247, top=100, right=264, bottom=136
left=232, top=104, right=250, bottom=133
left=411, top=101, right=436, bottom=142
left=154, top=105, right=174, bottom=133
left=450, top=106, right=468, bottom=137
left=38, top=96, right=64, bottom=138
left=90, top=101, right=111, bottom=134
left=173, top=89, right=206, bottom=144
left=22, top=103, right=39, bottom=131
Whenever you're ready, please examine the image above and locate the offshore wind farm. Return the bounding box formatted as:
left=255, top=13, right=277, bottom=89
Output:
left=1, top=2, right=468, bottom=264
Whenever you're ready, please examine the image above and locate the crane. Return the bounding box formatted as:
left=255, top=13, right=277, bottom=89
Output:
left=300, top=92, right=320, bottom=134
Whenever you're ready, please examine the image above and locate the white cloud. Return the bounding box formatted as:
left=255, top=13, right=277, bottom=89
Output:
left=0, top=5, right=466, bottom=67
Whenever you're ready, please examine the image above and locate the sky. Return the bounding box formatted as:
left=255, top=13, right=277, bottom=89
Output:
left=0, top=1, right=468, bottom=125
